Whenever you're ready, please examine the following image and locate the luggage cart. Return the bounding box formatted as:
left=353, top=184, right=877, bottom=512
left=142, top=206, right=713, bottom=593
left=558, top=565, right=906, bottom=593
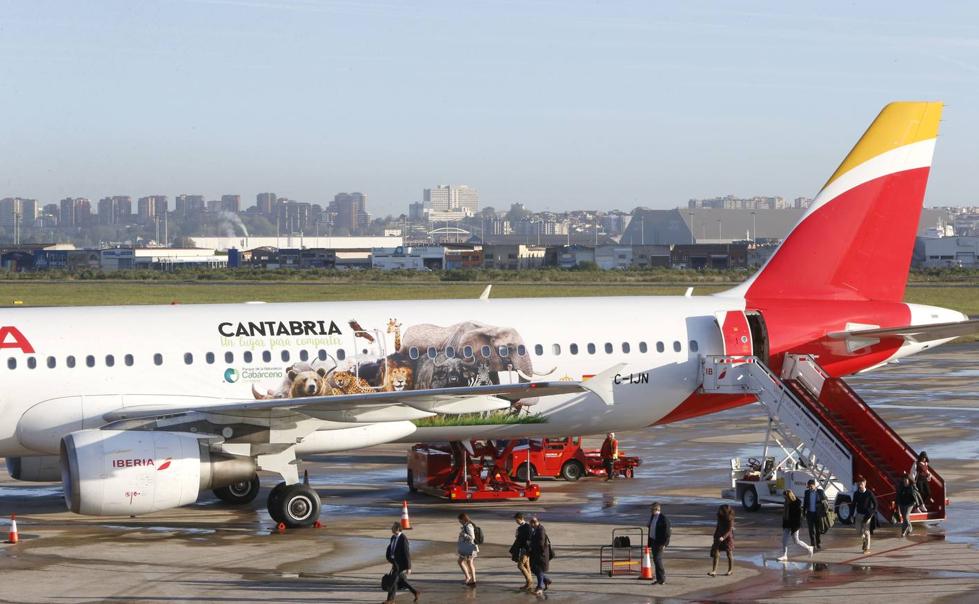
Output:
left=599, top=526, right=646, bottom=577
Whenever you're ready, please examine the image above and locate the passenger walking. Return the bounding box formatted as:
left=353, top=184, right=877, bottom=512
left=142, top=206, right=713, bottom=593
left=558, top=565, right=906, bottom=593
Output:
left=456, top=513, right=479, bottom=588
left=777, top=490, right=813, bottom=560
left=803, top=479, right=827, bottom=550
left=528, top=517, right=553, bottom=596
left=509, top=512, right=534, bottom=591
left=384, top=522, right=419, bottom=603
left=708, top=504, right=735, bottom=577
left=646, top=502, right=671, bottom=585
left=910, top=451, right=933, bottom=511
left=601, top=432, right=619, bottom=480
left=897, top=474, right=917, bottom=537
left=852, top=476, right=878, bottom=554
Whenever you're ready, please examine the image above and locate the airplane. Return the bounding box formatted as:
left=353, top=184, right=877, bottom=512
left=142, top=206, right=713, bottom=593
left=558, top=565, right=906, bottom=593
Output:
left=2, top=101, right=976, bottom=528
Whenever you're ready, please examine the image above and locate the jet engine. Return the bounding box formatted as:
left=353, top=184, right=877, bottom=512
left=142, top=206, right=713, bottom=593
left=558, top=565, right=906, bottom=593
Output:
left=6, top=456, right=62, bottom=482
left=60, top=429, right=256, bottom=516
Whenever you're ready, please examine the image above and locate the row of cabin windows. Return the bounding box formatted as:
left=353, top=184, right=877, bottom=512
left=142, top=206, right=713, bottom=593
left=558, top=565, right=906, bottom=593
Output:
left=4, top=340, right=701, bottom=370
left=404, top=340, right=699, bottom=360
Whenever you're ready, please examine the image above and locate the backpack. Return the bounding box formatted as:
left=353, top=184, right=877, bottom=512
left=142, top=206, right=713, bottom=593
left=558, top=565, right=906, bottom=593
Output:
left=473, top=524, right=485, bottom=545
left=546, top=534, right=556, bottom=560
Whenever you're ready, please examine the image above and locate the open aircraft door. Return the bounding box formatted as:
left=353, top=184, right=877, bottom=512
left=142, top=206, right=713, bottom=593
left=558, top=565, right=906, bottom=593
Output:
left=715, top=311, right=754, bottom=357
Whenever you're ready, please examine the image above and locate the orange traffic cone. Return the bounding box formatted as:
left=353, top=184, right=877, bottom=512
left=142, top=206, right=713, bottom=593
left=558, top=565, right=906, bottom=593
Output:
left=400, top=500, right=412, bottom=530
left=6, top=514, right=18, bottom=544
left=638, top=546, right=653, bottom=580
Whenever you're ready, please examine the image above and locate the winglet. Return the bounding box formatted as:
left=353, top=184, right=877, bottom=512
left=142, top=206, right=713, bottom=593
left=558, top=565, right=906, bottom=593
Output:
left=479, top=285, right=492, bottom=300
left=582, top=363, right=627, bottom=406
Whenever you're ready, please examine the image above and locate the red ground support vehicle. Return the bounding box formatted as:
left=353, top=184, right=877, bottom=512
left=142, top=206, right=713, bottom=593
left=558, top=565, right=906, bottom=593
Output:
left=407, top=440, right=542, bottom=502
left=507, top=437, right=641, bottom=481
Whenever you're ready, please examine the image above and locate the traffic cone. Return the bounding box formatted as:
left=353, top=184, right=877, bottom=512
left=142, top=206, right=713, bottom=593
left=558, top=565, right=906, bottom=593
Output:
left=638, top=546, right=653, bottom=580
left=400, top=500, right=412, bottom=530
left=6, top=514, right=18, bottom=544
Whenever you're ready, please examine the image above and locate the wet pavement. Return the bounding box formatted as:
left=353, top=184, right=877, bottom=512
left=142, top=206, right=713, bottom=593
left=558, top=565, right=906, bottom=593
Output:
left=1, top=344, right=979, bottom=603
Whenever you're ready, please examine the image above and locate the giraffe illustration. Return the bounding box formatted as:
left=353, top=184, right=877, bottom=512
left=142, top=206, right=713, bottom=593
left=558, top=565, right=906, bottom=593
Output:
left=387, top=318, right=402, bottom=352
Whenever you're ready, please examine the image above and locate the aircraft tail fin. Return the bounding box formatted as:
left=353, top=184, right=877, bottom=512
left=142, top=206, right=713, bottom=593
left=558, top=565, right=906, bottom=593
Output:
left=724, top=102, right=943, bottom=303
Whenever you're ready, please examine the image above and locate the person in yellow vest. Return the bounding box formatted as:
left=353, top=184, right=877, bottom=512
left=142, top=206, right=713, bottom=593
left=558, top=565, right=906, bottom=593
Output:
left=601, top=432, right=619, bottom=481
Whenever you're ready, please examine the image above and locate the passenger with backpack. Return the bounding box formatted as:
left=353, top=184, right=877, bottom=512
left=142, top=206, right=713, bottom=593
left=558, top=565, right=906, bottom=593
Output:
left=456, top=512, right=480, bottom=588
left=528, top=516, right=553, bottom=596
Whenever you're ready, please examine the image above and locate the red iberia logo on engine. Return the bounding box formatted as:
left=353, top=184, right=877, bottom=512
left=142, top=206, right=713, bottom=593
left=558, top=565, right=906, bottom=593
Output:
left=157, top=458, right=172, bottom=471
left=112, top=458, right=155, bottom=468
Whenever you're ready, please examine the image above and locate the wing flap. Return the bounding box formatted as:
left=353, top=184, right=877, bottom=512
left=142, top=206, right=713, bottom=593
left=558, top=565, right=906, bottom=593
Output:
left=828, top=319, right=979, bottom=343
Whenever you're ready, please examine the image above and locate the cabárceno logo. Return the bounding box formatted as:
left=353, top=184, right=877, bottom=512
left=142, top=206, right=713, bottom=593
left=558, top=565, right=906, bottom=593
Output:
left=224, top=368, right=239, bottom=383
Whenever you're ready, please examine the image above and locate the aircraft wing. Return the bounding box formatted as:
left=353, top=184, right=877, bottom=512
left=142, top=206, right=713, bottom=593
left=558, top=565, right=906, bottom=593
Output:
left=102, top=363, right=626, bottom=422
left=828, top=319, right=979, bottom=343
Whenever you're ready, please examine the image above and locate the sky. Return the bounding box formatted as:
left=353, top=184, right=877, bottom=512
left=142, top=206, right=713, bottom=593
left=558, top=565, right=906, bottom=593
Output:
left=2, top=1, right=979, bottom=216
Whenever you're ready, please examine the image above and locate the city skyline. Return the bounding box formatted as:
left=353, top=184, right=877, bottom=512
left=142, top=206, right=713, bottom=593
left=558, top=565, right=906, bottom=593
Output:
left=2, top=3, right=979, bottom=215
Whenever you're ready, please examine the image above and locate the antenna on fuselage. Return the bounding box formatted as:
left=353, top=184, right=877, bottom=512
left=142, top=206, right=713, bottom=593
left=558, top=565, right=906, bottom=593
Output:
left=685, top=287, right=694, bottom=297
left=479, top=285, right=492, bottom=300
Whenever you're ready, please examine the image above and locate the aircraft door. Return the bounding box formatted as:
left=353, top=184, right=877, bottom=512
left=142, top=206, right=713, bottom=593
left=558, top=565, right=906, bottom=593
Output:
left=714, top=311, right=753, bottom=357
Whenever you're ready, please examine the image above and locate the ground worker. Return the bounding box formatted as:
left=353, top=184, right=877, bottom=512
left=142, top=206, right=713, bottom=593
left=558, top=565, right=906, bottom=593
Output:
left=601, top=432, right=619, bottom=480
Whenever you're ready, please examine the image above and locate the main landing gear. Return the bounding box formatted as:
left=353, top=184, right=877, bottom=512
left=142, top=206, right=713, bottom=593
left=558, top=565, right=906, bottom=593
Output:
left=267, top=473, right=322, bottom=528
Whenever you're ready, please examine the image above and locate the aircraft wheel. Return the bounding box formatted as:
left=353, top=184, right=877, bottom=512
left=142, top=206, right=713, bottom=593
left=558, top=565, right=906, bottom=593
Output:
left=741, top=485, right=761, bottom=512
left=515, top=464, right=537, bottom=482
left=268, top=483, right=321, bottom=528
left=560, top=461, right=585, bottom=481
left=213, top=474, right=261, bottom=505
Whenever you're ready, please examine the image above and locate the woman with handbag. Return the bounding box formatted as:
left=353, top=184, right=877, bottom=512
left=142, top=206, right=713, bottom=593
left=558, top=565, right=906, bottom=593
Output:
left=708, top=504, right=735, bottom=576
left=529, top=516, right=553, bottom=596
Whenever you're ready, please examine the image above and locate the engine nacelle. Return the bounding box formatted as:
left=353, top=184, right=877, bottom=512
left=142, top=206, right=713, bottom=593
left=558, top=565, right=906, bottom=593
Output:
left=60, top=429, right=256, bottom=516
left=6, top=456, right=62, bottom=482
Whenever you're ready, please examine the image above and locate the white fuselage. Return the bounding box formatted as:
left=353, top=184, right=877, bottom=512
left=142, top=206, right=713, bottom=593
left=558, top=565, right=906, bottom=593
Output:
left=2, top=295, right=746, bottom=458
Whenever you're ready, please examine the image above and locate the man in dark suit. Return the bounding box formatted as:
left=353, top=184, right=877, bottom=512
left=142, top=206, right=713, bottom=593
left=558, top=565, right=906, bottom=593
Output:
left=803, top=479, right=827, bottom=550
left=510, top=512, right=534, bottom=591
left=385, top=522, right=419, bottom=603
left=647, top=502, right=671, bottom=585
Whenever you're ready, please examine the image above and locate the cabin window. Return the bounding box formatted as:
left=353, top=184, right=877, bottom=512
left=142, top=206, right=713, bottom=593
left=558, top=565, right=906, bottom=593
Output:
left=243, top=351, right=253, bottom=363
left=534, top=344, right=543, bottom=356
left=106, top=355, right=115, bottom=367
left=498, top=345, right=509, bottom=357
left=262, top=351, right=272, bottom=363
left=205, top=352, right=215, bottom=364
left=337, top=349, right=346, bottom=361
left=604, top=343, right=613, bottom=354
left=656, top=341, right=665, bottom=353
left=47, top=356, right=56, bottom=369
left=6, top=358, right=14, bottom=369
left=690, top=340, right=699, bottom=352
left=517, top=344, right=527, bottom=356
left=427, top=346, right=437, bottom=359
left=66, top=356, right=76, bottom=368
left=225, top=351, right=234, bottom=363
left=552, top=343, right=561, bottom=355
left=622, top=342, right=631, bottom=353
left=125, top=354, right=134, bottom=366
left=27, top=357, right=36, bottom=369
left=299, top=349, right=309, bottom=362
left=281, top=350, right=290, bottom=362
left=153, top=353, right=163, bottom=366
left=673, top=341, right=682, bottom=352
left=480, top=345, right=491, bottom=358
left=446, top=346, right=456, bottom=358
left=318, top=349, right=328, bottom=361
left=570, top=343, right=579, bottom=355
left=86, top=355, right=96, bottom=368
left=408, top=347, right=419, bottom=360
left=463, top=346, right=474, bottom=359
left=587, top=343, right=596, bottom=355
left=183, top=353, right=193, bottom=365
left=639, top=341, right=648, bottom=353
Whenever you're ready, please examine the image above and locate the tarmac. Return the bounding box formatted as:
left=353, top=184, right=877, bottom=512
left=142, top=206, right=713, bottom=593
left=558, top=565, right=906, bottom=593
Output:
left=2, top=343, right=979, bottom=603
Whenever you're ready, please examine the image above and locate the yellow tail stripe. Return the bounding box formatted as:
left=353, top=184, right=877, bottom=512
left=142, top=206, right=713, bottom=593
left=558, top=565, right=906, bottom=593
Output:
left=823, top=101, right=943, bottom=189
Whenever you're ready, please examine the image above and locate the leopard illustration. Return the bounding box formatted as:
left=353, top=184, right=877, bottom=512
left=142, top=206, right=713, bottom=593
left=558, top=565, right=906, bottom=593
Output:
left=330, top=370, right=374, bottom=395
